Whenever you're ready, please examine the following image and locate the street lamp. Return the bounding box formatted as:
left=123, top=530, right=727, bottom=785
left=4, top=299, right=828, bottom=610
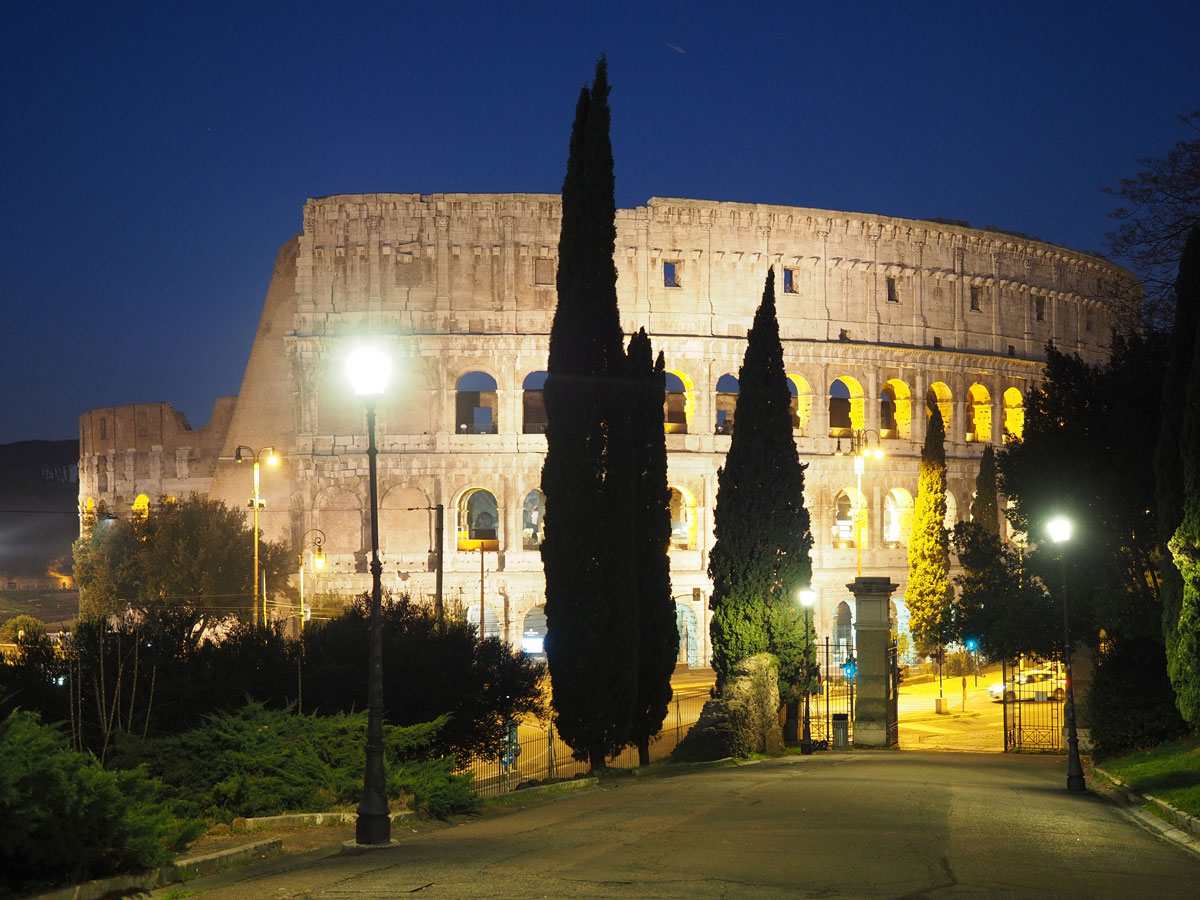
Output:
left=799, top=588, right=816, bottom=755
left=298, top=528, right=325, bottom=634
left=1047, top=515, right=1086, bottom=793
left=346, top=343, right=393, bottom=846
left=834, top=430, right=884, bottom=577
left=235, top=445, right=278, bottom=626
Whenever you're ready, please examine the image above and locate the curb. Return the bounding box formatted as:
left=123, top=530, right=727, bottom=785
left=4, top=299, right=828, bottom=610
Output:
left=233, top=809, right=413, bottom=831
left=26, top=839, right=284, bottom=900
left=1093, top=766, right=1200, bottom=856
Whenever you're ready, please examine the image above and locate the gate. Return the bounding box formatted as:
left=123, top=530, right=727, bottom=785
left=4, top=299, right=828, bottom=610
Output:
left=1002, top=657, right=1065, bottom=752
left=802, top=637, right=855, bottom=747
left=887, top=640, right=899, bottom=748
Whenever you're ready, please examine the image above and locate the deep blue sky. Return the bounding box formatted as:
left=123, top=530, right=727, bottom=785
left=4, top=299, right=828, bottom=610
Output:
left=2, top=0, right=1197, bottom=445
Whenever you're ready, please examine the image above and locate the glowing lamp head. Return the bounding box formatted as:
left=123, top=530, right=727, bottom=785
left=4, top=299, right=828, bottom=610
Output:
left=1047, top=517, right=1072, bottom=544
left=798, top=588, right=816, bottom=608
left=313, top=548, right=325, bottom=569
left=264, top=447, right=278, bottom=466
left=346, top=345, right=393, bottom=398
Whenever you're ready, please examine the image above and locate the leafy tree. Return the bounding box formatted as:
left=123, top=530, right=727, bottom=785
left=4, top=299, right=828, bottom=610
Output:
left=72, top=494, right=290, bottom=630
left=1162, top=225, right=1200, bottom=722
left=625, top=329, right=677, bottom=765
left=906, top=402, right=952, bottom=654
left=540, top=57, right=638, bottom=769
left=0, top=614, right=46, bottom=644
left=1105, top=111, right=1200, bottom=326
left=951, top=521, right=1057, bottom=661
left=969, top=444, right=1000, bottom=536
left=709, top=269, right=813, bottom=714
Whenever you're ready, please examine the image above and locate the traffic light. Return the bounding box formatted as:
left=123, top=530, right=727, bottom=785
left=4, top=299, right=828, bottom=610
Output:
left=965, top=638, right=978, bottom=652
left=842, top=656, right=857, bottom=679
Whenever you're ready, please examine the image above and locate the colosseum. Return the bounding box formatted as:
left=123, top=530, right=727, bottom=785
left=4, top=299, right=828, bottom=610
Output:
left=77, top=193, right=1135, bottom=666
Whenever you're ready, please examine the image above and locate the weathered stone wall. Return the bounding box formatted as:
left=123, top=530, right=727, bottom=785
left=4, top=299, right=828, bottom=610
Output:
left=80, top=193, right=1136, bottom=662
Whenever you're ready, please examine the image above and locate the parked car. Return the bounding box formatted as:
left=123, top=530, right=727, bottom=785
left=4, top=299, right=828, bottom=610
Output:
left=987, top=670, right=1066, bottom=702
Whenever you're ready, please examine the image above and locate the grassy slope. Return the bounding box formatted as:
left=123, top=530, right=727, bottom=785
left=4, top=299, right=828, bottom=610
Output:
left=1098, top=735, right=1200, bottom=817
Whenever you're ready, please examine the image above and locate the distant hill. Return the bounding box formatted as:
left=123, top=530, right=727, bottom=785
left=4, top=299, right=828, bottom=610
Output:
left=0, top=440, right=79, bottom=581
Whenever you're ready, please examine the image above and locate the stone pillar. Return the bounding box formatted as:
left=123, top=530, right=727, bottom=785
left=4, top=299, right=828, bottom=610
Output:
left=848, top=575, right=898, bottom=748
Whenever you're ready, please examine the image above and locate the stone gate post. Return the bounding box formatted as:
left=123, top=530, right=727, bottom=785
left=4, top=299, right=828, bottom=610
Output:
left=848, top=576, right=898, bottom=748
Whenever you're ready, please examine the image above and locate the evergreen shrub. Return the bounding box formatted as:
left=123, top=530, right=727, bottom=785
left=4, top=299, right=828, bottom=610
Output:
left=0, top=710, right=193, bottom=898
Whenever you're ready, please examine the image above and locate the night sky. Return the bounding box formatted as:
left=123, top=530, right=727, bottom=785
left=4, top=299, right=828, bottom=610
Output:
left=2, top=0, right=1196, bottom=445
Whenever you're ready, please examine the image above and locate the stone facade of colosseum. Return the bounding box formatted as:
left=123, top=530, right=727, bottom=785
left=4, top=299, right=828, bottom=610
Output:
left=78, top=193, right=1135, bottom=665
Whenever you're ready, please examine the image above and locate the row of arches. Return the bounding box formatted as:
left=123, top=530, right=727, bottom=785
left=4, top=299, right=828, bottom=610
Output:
left=448, top=370, right=1025, bottom=443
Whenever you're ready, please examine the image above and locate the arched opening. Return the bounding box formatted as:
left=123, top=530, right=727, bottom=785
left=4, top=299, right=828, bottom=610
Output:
left=788, top=374, right=813, bottom=434
left=669, top=486, right=698, bottom=550
left=131, top=494, right=150, bottom=521
left=456, top=372, right=498, bottom=434
left=835, top=600, right=854, bottom=665
left=521, top=605, right=547, bottom=657
left=664, top=370, right=694, bottom=434
left=715, top=374, right=738, bottom=435
left=675, top=602, right=700, bottom=667
left=457, top=488, right=499, bottom=551
left=881, top=379, right=912, bottom=440
left=926, top=382, right=953, bottom=432
left=316, top=486, right=362, bottom=558
left=522, top=489, right=546, bottom=550
left=466, top=603, right=501, bottom=640
left=1003, top=387, right=1025, bottom=443
left=522, top=371, right=548, bottom=434
left=944, top=491, right=958, bottom=531
left=966, top=383, right=992, bottom=443
left=318, top=360, right=362, bottom=435
left=381, top=486, right=431, bottom=559
left=884, top=487, right=915, bottom=548
left=833, top=488, right=864, bottom=548
left=829, top=376, right=865, bottom=437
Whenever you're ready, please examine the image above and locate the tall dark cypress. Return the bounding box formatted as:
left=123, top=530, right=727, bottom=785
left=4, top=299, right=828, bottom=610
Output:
left=1159, top=225, right=1200, bottom=722
left=541, top=57, right=637, bottom=768
left=708, top=270, right=813, bottom=690
left=626, top=330, right=677, bottom=765
left=969, top=444, right=1000, bottom=536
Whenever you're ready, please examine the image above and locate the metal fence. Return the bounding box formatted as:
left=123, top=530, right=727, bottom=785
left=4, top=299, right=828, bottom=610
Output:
left=466, top=689, right=711, bottom=798
left=1002, top=657, right=1065, bottom=752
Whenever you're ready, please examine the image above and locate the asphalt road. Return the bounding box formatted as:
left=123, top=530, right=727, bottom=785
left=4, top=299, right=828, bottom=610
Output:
left=174, top=752, right=1200, bottom=899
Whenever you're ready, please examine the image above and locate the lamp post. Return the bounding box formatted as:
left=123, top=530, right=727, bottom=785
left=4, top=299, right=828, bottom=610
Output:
left=799, top=588, right=816, bottom=755
left=346, top=344, right=393, bottom=845
left=235, top=445, right=278, bottom=626
left=298, top=528, right=325, bottom=634
left=834, top=430, right=883, bottom=577
left=1047, top=516, right=1086, bottom=793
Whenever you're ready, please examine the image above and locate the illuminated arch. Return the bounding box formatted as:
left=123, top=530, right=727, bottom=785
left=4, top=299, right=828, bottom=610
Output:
left=881, top=379, right=912, bottom=440
left=664, top=370, right=696, bottom=434
left=522, top=371, right=548, bottom=434
left=466, top=603, right=501, bottom=640
left=131, top=494, right=150, bottom=521
left=787, top=374, right=813, bottom=434
left=966, top=383, right=992, bottom=443
left=457, top=487, right=499, bottom=551
left=522, top=488, right=546, bottom=550
left=669, top=486, right=698, bottom=550
left=521, top=605, right=547, bottom=655
left=715, top=373, right=738, bottom=435
left=1003, top=387, right=1025, bottom=443
left=829, top=376, right=865, bottom=437
left=926, top=382, right=953, bottom=432
left=944, top=491, right=958, bottom=531
left=832, top=487, right=866, bottom=549
left=884, top=487, right=915, bottom=547
left=456, top=371, right=498, bottom=434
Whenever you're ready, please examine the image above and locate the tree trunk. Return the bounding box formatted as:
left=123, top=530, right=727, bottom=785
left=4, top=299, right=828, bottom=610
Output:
left=637, top=737, right=650, bottom=766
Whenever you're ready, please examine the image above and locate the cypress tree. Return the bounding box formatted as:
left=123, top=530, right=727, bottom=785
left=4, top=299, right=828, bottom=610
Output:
left=1162, top=225, right=1200, bottom=721
left=541, top=57, right=637, bottom=769
left=969, top=444, right=1000, bottom=536
left=709, top=269, right=813, bottom=691
left=906, top=402, right=952, bottom=653
left=626, top=329, right=677, bottom=765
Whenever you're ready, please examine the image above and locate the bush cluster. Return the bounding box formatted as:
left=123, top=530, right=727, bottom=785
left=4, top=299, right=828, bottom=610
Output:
left=0, top=710, right=197, bottom=899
